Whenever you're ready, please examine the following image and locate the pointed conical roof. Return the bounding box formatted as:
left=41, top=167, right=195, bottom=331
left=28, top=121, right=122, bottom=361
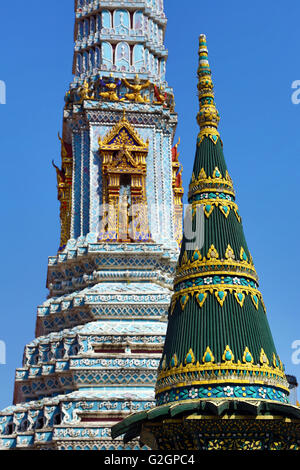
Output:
left=155, top=35, right=289, bottom=406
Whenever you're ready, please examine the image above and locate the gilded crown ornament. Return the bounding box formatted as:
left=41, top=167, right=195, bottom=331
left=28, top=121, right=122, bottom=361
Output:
left=197, top=34, right=221, bottom=144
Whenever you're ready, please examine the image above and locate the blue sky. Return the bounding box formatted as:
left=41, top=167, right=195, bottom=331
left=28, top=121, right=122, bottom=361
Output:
left=0, top=0, right=300, bottom=409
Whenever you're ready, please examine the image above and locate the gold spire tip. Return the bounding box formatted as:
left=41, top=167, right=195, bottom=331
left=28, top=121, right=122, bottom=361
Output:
left=196, top=34, right=220, bottom=142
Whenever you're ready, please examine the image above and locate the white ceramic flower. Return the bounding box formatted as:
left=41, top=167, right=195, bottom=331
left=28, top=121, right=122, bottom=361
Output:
left=223, top=386, right=234, bottom=397
left=189, top=388, right=198, bottom=399
left=258, top=388, right=267, bottom=398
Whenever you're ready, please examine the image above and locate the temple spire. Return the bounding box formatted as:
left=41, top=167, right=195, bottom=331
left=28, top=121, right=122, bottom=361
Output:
left=197, top=34, right=220, bottom=144
left=111, top=35, right=300, bottom=452
left=0, top=1, right=183, bottom=451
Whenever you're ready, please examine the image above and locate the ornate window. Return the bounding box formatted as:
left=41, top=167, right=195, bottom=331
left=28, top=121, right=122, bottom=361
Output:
left=133, top=11, right=143, bottom=31
left=133, top=45, right=145, bottom=72
left=95, top=47, right=101, bottom=67
left=114, top=9, right=130, bottom=34
left=115, top=42, right=130, bottom=70
left=96, top=14, right=101, bottom=31
left=102, top=10, right=112, bottom=30
left=35, top=417, right=45, bottom=430
left=102, top=42, right=113, bottom=69
left=98, top=114, right=151, bottom=242
left=5, top=423, right=15, bottom=435
left=84, top=18, right=89, bottom=37
left=83, top=51, right=89, bottom=72
left=77, top=21, right=84, bottom=40
left=90, top=16, right=95, bottom=35
left=89, top=49, right=95, bottom=69
left=75, top=53, right=82, bottom=75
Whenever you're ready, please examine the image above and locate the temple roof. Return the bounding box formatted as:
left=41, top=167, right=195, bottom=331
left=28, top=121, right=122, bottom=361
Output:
left=111, top=398, right=300, bottom=443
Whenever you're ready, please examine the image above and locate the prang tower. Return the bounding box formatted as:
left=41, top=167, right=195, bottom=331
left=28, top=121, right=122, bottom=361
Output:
left=0, top=0, right=183, bottom=450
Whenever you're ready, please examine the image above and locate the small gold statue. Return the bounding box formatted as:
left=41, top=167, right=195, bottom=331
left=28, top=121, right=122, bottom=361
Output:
left=99, top=75, right=124, bottom=102
left=78, top=80, right=94, bottom=102
left=123, top=75, right=150, bottom=103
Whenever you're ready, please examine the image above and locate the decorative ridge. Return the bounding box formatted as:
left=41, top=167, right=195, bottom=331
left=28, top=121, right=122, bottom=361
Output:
left=197, top=34, right=220, bottom=144
left=155, top=344, right=290, bottom=406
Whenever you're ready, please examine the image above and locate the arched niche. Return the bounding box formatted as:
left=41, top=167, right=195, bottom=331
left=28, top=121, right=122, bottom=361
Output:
left=102, top=42, right=113, bottom=69
left=102, top=10, right=112, bottom=29
left=160, top=59, right=166, bottom=80
left=83, top=51, right=89, bottom=72
left=133, top=11, right=143, bottom=31
left=148, top=19, right=154, bottom=39
left=77, top=21, right=84, bottom=40
left=158, top=27, right=163, bottom=45
left=143, top=15, right=149, bottom=34
left=133, top=45, right=145, bottom=71
left=149, top=53, right=155, bottom=75
left=84, top=18, right=89, bottom=37
left=89, top=49, right=95, bottom=69
left=90, top=16, right=95, bottom=35
left=115, top=42, right=130, bottom=70
left=154, top=57, right=159, bottom=76
left=114, top=9, right=130, bottom=34
left=154, top=23, right=159, bottom=44
left=96, top=14, right=101, bottom=31
left=95, top=47, right=101, bottom=67
left=144, top=48, right=150, bottom=70
left=75, top=53, right=82, bottom=75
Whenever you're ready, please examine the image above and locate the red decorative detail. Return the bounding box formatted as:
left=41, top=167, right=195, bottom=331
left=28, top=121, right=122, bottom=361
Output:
left=154, top=85, right=167, bottom=106
left=175, top=167, right=183, bottom=188
left=64, top=142, right=73, bottom=158
left=172, top=138, right=180, bottom=162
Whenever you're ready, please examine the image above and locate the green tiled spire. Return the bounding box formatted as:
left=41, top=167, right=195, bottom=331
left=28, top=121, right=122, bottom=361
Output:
left=155, top=34, right=289, bottom=405
left=111, top=36, right=299, bottom=451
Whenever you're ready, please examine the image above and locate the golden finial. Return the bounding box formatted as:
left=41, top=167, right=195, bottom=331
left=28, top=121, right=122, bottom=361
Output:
left=197, top=34, right=220, bottom=144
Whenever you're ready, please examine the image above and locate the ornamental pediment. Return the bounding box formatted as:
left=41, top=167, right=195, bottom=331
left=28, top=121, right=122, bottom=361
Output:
left=98, top=114, right=148, bottom=153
